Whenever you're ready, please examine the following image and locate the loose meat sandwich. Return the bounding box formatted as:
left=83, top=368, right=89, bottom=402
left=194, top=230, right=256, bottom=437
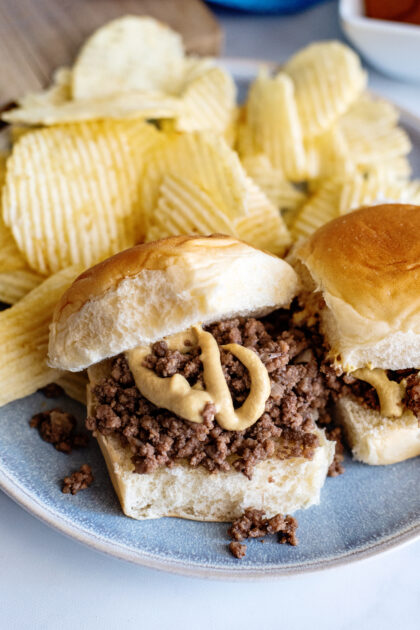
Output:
left=293, top=204, right=420, bottom=465
left=48, top=235, right=336, bottom=521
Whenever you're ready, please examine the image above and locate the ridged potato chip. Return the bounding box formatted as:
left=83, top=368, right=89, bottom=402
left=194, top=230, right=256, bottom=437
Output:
left=3, top=119, right=162, bottom=274
left=339, top=174, right=420, bottom=215
left=18, top=67, right=72, bottom=109
left=241, top=154, right=306, bottom=226
left=360, top=157, right=411, bottom=182
left=146, top=174, right=236, bottom=242
left=240, top=71, right=307, bottom=180
left=142, top=131, right=248, bottom=220
left=3, top=92, right=181, bottom=126
left=0, top=267, right=81, bottom=407
left=58, top=371, right=88, bottom=405
left=338, top=95, right=411, bottom=167
left=305, top=126, right=355, bottom=181
left=292, top=178, right=343, bottom=239
left=0, top=269, right=44, bottom=304
left=0, top=153, right=31, bottom=274
left=72, top=16, right=185, bottom=100
left=341, top=94, right=399, bottom=129
left=223, top=106, right=239, bottom=148
left=235, top=177, right=291, bottom=255
left=283, top=41, right=366, bottom=138
left=175, top=66, right=236, bottom=135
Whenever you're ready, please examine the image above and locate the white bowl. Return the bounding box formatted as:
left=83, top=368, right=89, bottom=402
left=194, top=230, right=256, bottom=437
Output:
left=339, top=0, right=420, bottom=82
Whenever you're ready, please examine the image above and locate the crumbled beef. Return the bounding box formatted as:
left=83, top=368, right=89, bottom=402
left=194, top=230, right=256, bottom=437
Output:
left=39, top=383, right=65, bottom=398
left=228, top=508, right=298, bottom=544
left=88, top=315, right=339, bottom=478
left=404, top=373, right=420, bottom=425
left=325, top=426, right=345, bottom=477
left=227, top=508, right=298, bottom=558
left=229, top=541, right=247, bottom=559
left=30, top=408, right=89, bottom=453
left=143, top=342, right=203, bottom=385
left=62, top=464, right=93, bottom=495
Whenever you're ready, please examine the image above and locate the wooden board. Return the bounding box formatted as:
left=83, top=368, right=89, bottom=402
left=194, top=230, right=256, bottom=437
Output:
left=0, top=0, right=222, bottom=106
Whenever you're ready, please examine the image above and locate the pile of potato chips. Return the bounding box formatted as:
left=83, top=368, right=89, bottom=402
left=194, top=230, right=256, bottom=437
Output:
left=0, top=15, right=418, bottom=407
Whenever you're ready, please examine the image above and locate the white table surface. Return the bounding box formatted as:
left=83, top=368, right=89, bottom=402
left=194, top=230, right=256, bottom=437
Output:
left=1, top=3, right=420, bottom=628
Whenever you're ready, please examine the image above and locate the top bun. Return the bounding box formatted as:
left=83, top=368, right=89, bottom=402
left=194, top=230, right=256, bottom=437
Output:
left=49, top=235, right=299, bottom=371
left=294, top=204, right=420, bottom=371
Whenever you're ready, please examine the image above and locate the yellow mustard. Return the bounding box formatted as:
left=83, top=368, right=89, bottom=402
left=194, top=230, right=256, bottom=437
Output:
left=352, top=368, right=406, bottom=418
left=126, top=325, right=271, bottom=431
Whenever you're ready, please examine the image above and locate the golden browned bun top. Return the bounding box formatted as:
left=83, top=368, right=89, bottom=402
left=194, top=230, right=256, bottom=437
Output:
left=295, top=204, right=420, bottom=370
left=49, top=234, right=299, bottom=371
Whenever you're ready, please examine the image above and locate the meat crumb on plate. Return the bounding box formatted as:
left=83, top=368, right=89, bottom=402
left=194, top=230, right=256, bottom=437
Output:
left=62, top=464, right=94, bottom=495
left=30, top=408, right=89, bottom=454
left=228, top=507, right=298, bottom=559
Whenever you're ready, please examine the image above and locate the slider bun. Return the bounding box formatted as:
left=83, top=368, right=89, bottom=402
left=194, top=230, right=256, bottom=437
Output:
left=88, top=362, right=334, bottom=520
left=294, top=204, right=420, bottom=370
left=335, top=396, right=420, bottom=465
left=49, top=235, right=299, bottom=371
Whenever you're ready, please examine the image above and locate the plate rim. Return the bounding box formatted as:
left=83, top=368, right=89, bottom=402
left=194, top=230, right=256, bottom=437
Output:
left=1, top=56, right=420, bottom=580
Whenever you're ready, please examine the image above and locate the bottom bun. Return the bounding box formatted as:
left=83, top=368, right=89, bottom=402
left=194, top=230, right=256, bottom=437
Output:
left=88, top=360, right=334, bottom=521
left=335, top=396, right=420, bottom=466
left=96, top=430, right=334, bottom=521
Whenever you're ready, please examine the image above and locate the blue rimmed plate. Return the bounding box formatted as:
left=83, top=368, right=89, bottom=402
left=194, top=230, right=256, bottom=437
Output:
left=0, top=60, right=419, bottom=579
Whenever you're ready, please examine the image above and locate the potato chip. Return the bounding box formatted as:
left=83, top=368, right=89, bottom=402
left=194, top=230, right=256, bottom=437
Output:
left=182, top=57, right=216, bottom=84
left=175, top=66, right=236, bottom=135
left=236, top=119, right=254, bottom=157
left=0, top=267, right=81, bottom=407
left=72, top=16, right=185, bottom=100
left=304, top=93, right=410, bottom=183
left=339, top=174, right=420, bottom=215
left=240, top=71, right=307, bottom=180
left=335, top=94, right=411, bottom=166
left=9, top=126, right=37, bottom=144
left=223, top=106, right=239, bottom=148
left=341, top=93, right=399, bottom=129
left=340, top=120, right=411, bottom=166
left=292, top=178, right=343, bottom=239
left=18, top=67, right=72, bottom=109
left=3, top=92, right=180, bottom=126
left=0, top=153, right=31, bottom=274
left=145, top=170, right=290, bottom=256
left=241, top=153, right=307, bottom=225
left=146, top=174, right=237, bottom=242
left=142, top=131, right=248, bottom=221
left=283, top=41, right=366, bottom=138
left=0, top=269, right=44, bottom=304
left=359, top=157, right=411, bottom=182
left=304, top=126, right=355, bottom=181
left=58, top=371, right=88, bottom=405
left=234, top=177, right=291, bottom=255
left=3, top=119, right=162, bottom=274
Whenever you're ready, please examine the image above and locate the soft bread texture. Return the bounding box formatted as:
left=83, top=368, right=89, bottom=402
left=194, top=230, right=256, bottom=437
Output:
left=97, top=431, right=334, bottom=521
left=335, top=396, right=420, bottom=465
left=49, top=235, right=299, bottom=371
left=88, top=362, right=334, bottom=521
left=294, top=204, right=420, bottom=371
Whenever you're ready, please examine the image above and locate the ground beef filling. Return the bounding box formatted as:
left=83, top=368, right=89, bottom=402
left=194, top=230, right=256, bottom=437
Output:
left=88, top=315, right=348, bottom=478
left=401, top=372, right=420, bottom=424
left=88, top=315, right=349, bottom=477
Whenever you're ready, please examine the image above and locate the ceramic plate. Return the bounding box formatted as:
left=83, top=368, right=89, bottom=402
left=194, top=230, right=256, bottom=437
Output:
left=1, top=60, right=420, bottom=579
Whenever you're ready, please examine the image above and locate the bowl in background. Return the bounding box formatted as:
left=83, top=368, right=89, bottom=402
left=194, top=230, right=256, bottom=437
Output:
left=339, top=0, right=420, bottom=82
left=209, top=0, right=326, bottom=13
